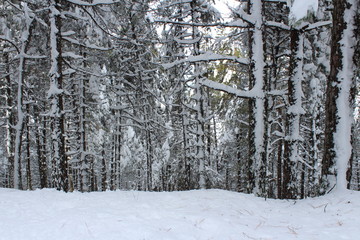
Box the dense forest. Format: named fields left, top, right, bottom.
left=0, top=0, right=359, bottom=199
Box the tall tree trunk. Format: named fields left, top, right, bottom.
left=248, top=0, right=267, bottom=197
left=49, top=0, right=68, bottom=192
left=322, top=0, right=358, bottom=192
left=13, top=3, right=34, bottom=189
left=181, top=108, right=191, bottom=190
left=146, top=127, right=152, bottom=191
left=79, top=52, right=88, bottom=192
left=36, top=112, right=48, bottom=188
left=283, top=29, right=305, bottom=199
left=101, top=149, right=107, bottom=191
left=25, top=103, right=32, bottom=190
left=190, top=0, right=207, bottom=189
left=1, top=47, right=15, bottom=188
left=110, top=132, right=117, bottom=191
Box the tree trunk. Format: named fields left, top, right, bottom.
left=36, top=113, right=48, bottom=188
left=322, top=0, right=358, bottom=192
left=248, top=0, right=267, bottom=197
left=283, top=29, right=305, bottom=199
left=1, top=47, right=15, bottom=188
left=25, top=103, right=32, bottom=190
left=13, top=3, right=35, bottom=189
left=49, top=0, right=68, bottom=192
left=101, top=149, right=107, bottom=191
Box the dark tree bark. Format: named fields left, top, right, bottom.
left=36, top=112, right=48, bottom=188
left=1, top=48, right=16, bottom=188
left=283, top=29, right=305, bottom=199
left=13, top=4, right=35, bottom=189
left=49, top=0, right=68, bottom=192
left=101, top=149, right=107, bottom=191
left=25, top=103, right=32, bottom=190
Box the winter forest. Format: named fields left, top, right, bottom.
left=0, top=0, right=359, bottom=200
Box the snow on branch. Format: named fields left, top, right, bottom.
left=202, top=79, right=260, bottom=99
left=62, top=59, right=105, bottom=77
left=224, top=20, right=249, bottom=28
left=305, top=21, right=332, bottom=31
left=174, top=36, right=202, bottom=44
left=266, top=21, right=290, bottom=30
left=229, top=6, right=255, bottom=25
left=19, top=54, right=47, bottom=59
left=265, top=20, right=331, bottom=32
left=61, top=31, right=76, bottom=36
left=62, top=52, right=83, bottom=59
left=155, top=19, right=233, bottom=28
left=62, top=37, right=113, bottom=51
left=162, top=52, right=248, bottom=69
left=156, top=17, right=249, bottom=28
left=64, top=0, right=121, bottom=6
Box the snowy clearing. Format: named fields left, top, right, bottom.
left=0, top=188, right=359, bottom=240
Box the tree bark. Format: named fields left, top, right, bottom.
left=49, top=0, right=68, bottom=192
left=248, top=0, right=267, bottom=197
left=322, top=0, right=357, bottom=192
left=13, top=3, right=35, bottom=189
left=283, top=29, right=305, bottom=199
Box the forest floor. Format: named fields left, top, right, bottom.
left=0, top=188, right=359, bottom=240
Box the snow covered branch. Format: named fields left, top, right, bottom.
left=201, top=79, right=262, bottom=99
left=162, top=52, right=248, bottom=69
left=155, top=19, right=248, bottom=28
left=64, top=0, right=121, bottom=6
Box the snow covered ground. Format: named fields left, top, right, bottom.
left=0, top=188, right=359, bottom=240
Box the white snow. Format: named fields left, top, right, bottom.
left=290, top=0, right=318, bottom=20
left=213, top=0, right=239, bottom=20
left=1, top=188, right=359, bottom=240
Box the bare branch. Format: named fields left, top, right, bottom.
left=0, top=36, right=20, bottom=53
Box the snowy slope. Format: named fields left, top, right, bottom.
left=0, top=188, right=359, bottom=240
